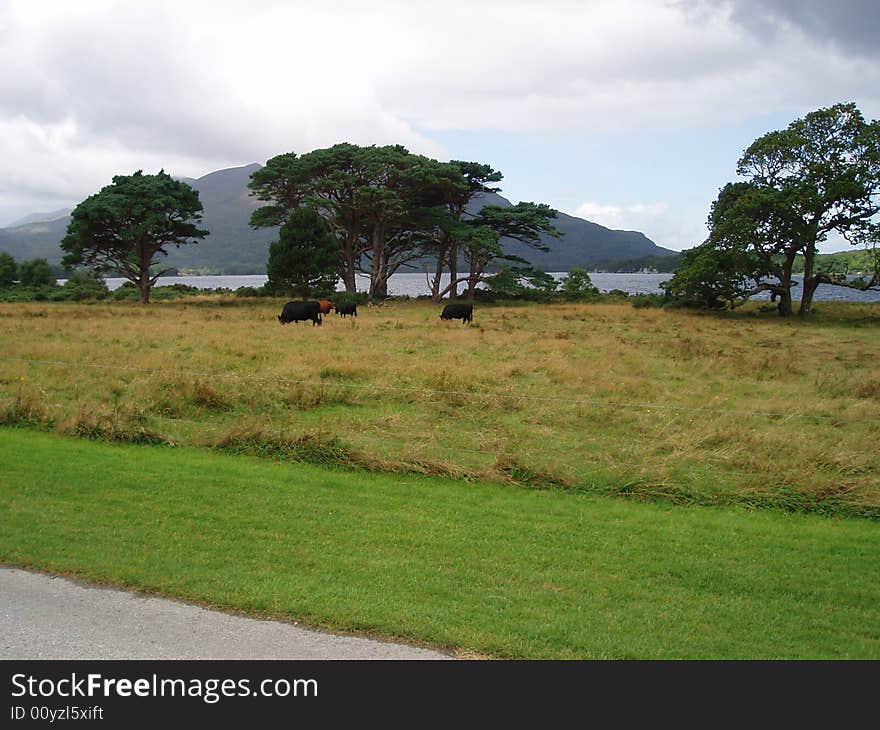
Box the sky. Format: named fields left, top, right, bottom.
left=1, top=0, right=879, bottom=252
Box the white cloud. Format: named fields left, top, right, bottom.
left=1, top=0, right=879, bottom=224
left=572, top=201, right=707, bottom=250
left=0, top=0, right=448, bottom=221
left=572, top=201, right=866, bottom=254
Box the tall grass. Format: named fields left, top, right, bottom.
left=1, top=297, right=878, bottom=516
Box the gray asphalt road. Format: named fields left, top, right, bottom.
left=0, top=567, right=453, bottom=660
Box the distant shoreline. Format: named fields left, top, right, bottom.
left=54, top=271, right=879, bottom=302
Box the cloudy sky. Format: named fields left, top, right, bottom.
left=2, top=0, right=879, bottom=252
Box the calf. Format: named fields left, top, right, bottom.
left=278, top=300, right=323, bottom=326
left=335, top=301, right=358, bottom=317
left=316, top=299, right=334, bottom=315
left=440, top=302, right=473, bottom=323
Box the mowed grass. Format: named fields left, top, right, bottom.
left=1, top=297, right=878, bottom=516
left=2, top=428, right=879, bottom=659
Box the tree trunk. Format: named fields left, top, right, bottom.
left=373, top=249, right=390, bottom=298
left=777, top=288, right=792, bottom=316
left=429, top=256, right=444, bottom=302
left=368, top=222, right=385, bottom=301
left=448, top=241, right=459, bottom=300
left=340, top=230, right=359, bottom=293
left=800, top=277, right=819, bottom=316
left=799, top=244, right=818, bottom=317
left=464, top=252, right=483, bottom=300
left=138, top=245, right=151, bottom=305
left=340, top=252, right=357, bottom=293
left=341, top=267, right=357, bottom=294
left=776, top=255, right=796, bottom=316
left=429, top=239, right=448, bottom=303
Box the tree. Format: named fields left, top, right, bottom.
left=661, top=238, right=763, bottom=309
left=61, top=268, right=109, bottom=300
left=422, top=161, right=502, bottom=301
left=456, top=202, right=560, bottom=300
left=0, top=252, right=16, bottom=287
left=484, top=266, right=559, bottom=299
left=18, top=258, right=55, bottom=288
left=419, top=163, right=562, bottom=303
left=61, top=170, right=208, bottom=304
left=558, top=267, right=599, bottom=300
left=266, top=208, right=340, bottom=297
left=250, top=144, right=458, bottom=300
left=250, top=144, right=561, bottom=302
left=353, top=146, right=451, bottom=300
left=667, top=103, right=880, bottom=316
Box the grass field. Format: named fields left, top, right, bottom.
left=2, top=428, right=878, bottom=659
left=1, top=297, right=878, bottom=516
left=2, top=296, right=878, bottom=658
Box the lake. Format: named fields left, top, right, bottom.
left=97, top=272, right=880, bottom=302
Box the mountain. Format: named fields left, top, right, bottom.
left=467, top=192, right=675, bottom=271
left=5, top=208, right=71, bottom=228
left=0, top=164, right=275, bottom=275
left=164, top=163, right=277, bottom=273
left=0, top=164, right=677, bottom=273
left=0, top=217, right=72, bottom=265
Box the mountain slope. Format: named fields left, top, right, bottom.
left=166, top=163, right=276, bottom=273
left=0, top=218, right=71, bottom=264
left=469, top=192, right=674, bottom=271
left=0, top=164, right=677, bottom=273
left=5, top=208, right=71, bottom=228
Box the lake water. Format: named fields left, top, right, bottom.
left=97, top=272, right=880, bottom=302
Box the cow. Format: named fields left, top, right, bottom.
left=316, top=299, right=334, bottom=315
left=335, top=301, right=358, bottom=317
left=278, top=300, right=323, bottom=326
left=440, top=302, right=473, bottom=323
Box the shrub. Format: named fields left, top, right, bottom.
left=234, top=286, right=264, bottom=297
left=482, top=267, right=559, bottom=301
left=158, top=283, right=200, bottom=294
left=558, top=268, right=599, bottom=300
left=19, top=258, right=56, bottom=288
left=0, top=252, right=17, bottom=287
left=61, top=268, right=109, bottom=301
left=630, top=293, right=665, bottom=308
left=113, top=282, right=140, bottom=300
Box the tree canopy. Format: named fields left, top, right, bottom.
left=0, top=252, right=16, bottom=287
left=61, top=170, right=208, bottom=304
left=18, top=258, right=55, bottom=288
left=663, top=102, right=880, bottom=315
left=248, top=144, right=560, bottom=300
left=557, top=267, right=599, bottom=300
left=266, top=207, right=340, bottom=297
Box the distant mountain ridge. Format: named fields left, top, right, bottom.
left=4, top=208, right=71, bottom=228
left=0, top=164, right=677, bottom=273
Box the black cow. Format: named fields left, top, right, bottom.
left=335, top=301, right=358, bottom=317
left=440, top=302, right=473, bottom=323
left=278, top=300, right=322, bottom=326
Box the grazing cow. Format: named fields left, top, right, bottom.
left=316, top=299, right=334, bottom=315
left=440, top=302, right=473, bottom=323
left=278, top=300, right=323, bottom=326
left=335, top=301, right=358, bottom=317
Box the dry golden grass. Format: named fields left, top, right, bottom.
left=1, top=296, right=878, bottom=515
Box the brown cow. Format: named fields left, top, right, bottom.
left=316, top=299, right=334, bottom=315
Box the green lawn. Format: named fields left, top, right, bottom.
left=1, top=427, right=878, bottom=659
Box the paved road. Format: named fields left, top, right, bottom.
left=0, top=567, right=453, bottom=660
